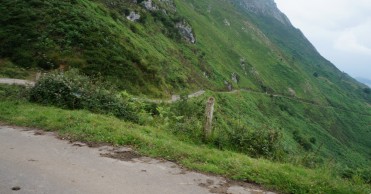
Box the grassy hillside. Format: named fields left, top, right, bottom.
left=0, top=93, right=370, bottom=193
left=0, top=0, right=370, bottom=192
left=0, top=0, right=212, bottom=96
left=1, top=0, right=369, bottom=101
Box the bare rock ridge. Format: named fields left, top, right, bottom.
left=235, top=0, right=292, bottom=26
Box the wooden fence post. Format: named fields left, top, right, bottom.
left=204, top=97, right=215, bottom=141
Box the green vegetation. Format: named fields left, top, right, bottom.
left=29, top=69, right=138, bottom=122
left=0, top=95, right=370, bottom=193
left=1, top=0, right=369, bottom=104
left=1, top=0, right=370, bottom=193
left=0, top=0, right=210, bottom=95
left=0, top=59, right=31, bottom=79
left=1, top=83, right=370, bottom=193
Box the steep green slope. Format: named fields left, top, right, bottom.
left=1, top=0, right=369, bottom=101
left=0, top=0, right=213, bottom=96
left=171, top=0, right=370, bottom=170
left=1, top=0, right=370, bottom=184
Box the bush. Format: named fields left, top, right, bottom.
left=29, top=69, right=138, bottom=122
left=339, top=166, right=371, bottom=184
left=293, top=130, right=313, bottom=151
left=29, top=70, right=85, bottom=108
left=229, top=125, right=283, bottom=159
left=160, top=96, right=205, bottom=142
left=363, top=87, right=370, bottom=94
left=309, top=137, right=317, bottom=144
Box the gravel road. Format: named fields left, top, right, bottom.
left=0, top=125, right=274, bottom=194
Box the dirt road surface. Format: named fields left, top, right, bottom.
left=0, top=78, right=34, bottom=86
left=0, top=125, right=274, bottom=194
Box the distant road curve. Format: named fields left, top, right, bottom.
left=0, top=78, right=35, bottom=86
left=134, top=90, right=206, bottom=104
left=1, top=78, right=369, bottom=116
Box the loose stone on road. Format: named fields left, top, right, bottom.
left=0, top=125, right=274, bottom=194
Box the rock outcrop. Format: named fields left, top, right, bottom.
left=127, top=11, right=141, bottom=22
left=142, top=0, right=157, bottom=11
left=224, top=19, right=231, bottom=26
left=231, top=73, right=239, bottom=83
left=236, top=0, right=292, bottom=26
left=224, top=80, right=233, bottom=91
left=176, top=21, right=196, bottom=44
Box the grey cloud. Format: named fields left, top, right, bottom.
left=275, top=0, right=371, bottom=79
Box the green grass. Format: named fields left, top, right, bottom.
left=0, top=59, right=32, bottom=79
left=2, top=0, right=369, bottom=101
left=0, top=99, right=370, bottom=194
left=1, top=0, right=371, bottom=192
left=0, top=0, right=207, bottom=95
left=209, top=91, right=371, bottom=169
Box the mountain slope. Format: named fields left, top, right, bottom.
left=1, top=0, right=370, bottom=182
left=356, top=77, right=371, bottom=87
left=172, top=0, right=370, bottom=169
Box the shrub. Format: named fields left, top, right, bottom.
left=229, top=125, right=283, bottom=159
left=29, top=69, right=138, bottom=122
left=164, top=96, right=205, bottom=142
left=29, top=70, right=86, bottom=108
left=293, top=130, right=313, bottom=151
left=309, top=137, right=317, bottom=144
left=339, top=166, right=371, bottom=184
left=363, top=87, right=370, bottom=94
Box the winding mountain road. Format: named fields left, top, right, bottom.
left=0, top=125, right=273, bottom=194
left=0, top=78, right=369, bottom=116
left=0, top=78, right=35, bottom=86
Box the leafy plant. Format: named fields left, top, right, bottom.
left=228, top=125, right=283, bottom=159
left=29, top=69, right=138, bottom=122
left=293, top=130, right=313, bottom=151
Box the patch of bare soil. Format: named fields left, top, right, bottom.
left=198, top=179, right=230, bottom=194
left=198, top=179, right=214, bottom=188
left=100, top=150, right=141, bottom=162
left=85, top=142, right=112, bottom=148
left=198, top=179, right=273, bottom=194
left=34, top=131, right=45, bottom=136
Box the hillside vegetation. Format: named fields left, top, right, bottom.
left=0, top=0, right=370, bottom=193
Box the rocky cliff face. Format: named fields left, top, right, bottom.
left=235, top=0, right=291, bottom=26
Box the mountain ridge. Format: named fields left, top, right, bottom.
left=235, top=0, right=292, bottom=26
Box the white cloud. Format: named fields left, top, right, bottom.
left=335, top=27, right=371, bottom=56
left=275, top=0, right=371, bottom=79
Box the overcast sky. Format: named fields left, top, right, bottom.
left=275, top=0, right=371, bottom=80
